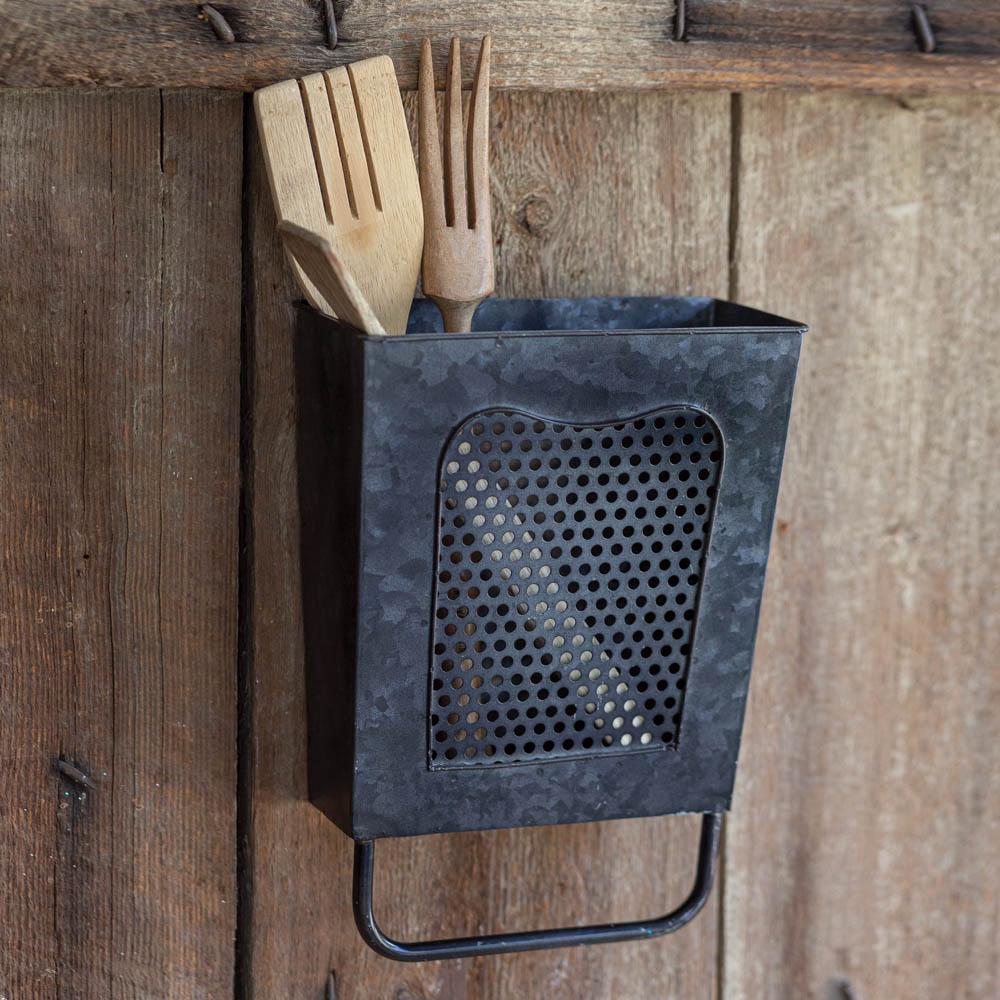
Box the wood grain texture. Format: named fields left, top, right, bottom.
left=723, top=92, right=1000, bottom=1000
left=244, top=90, right=730, bottom=999
left=2, top=1, right=1000, bottom=92
left=0, top=90, right=242, bottom=998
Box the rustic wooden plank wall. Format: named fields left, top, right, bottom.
left=0, top=91, right=242, bottom=998
left=1, top=62, right=998, bottom=1000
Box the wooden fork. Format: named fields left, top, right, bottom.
left=418, top=36, right=494, bottom=333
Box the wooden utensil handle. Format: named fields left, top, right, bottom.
left=433, top=297, right=480, bottom=334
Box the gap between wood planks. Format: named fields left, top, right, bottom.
left=236, top=91, right=258, bottom=1000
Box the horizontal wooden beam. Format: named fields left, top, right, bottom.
left=1, top=0, right=998, bottom=92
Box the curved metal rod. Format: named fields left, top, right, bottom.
left=352, top=812, right=723, bottom=962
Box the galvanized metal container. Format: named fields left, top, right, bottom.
left=294, top=296, right=805, bottom=960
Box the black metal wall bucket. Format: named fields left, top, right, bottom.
left=294, top=295, right=805, bottom=961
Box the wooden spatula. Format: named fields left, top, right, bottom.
left=255, top=56, right=422, bottom=335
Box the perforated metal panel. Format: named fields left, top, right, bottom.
left=429, top=407, right=724, bottom=769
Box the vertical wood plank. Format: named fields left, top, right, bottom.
left=245, top=91, right=730, bottom=998
left=724, top=93, right=1000, bottom=1000
left=0, top=90, right=242, bottom=998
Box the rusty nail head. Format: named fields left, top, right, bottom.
left=674, top=0, right=687, bottom=41
left=911, top=4, right=936, bottom=53
left=56, top=758, right=98, bottom=791
left=201, top=4, right=236, bottom=44
left=323, top=0, right=339, bottom=49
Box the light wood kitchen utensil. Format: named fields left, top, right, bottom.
left=255, top=56, right=422, bottom=335
left=418, top=35, right=494, bottom=333
left=279, top=222, right=388, bottom=337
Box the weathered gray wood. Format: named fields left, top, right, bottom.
left=1, top=0, right=998, bottom=92
left=724, top=92, right=1000, bottom=1000
left=0, top=90, right=242, bottom=998
left=244, top=90, right=730, bottom=999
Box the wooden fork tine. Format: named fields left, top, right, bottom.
left=418, top=39, right=446, bottom=224
left=444, top=37, right=466, bottom=228
left=467, top=35, right=491, bottom=230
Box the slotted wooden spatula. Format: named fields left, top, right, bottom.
left=255, top=56, right=422, bottom=335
